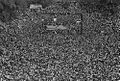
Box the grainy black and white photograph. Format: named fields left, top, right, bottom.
left=0, top=0, right=120, bottom=81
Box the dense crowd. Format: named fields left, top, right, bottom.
left=0, top=0, right=120, bottom=81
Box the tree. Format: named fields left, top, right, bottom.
left=0, top=0, right=19, bottom=23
